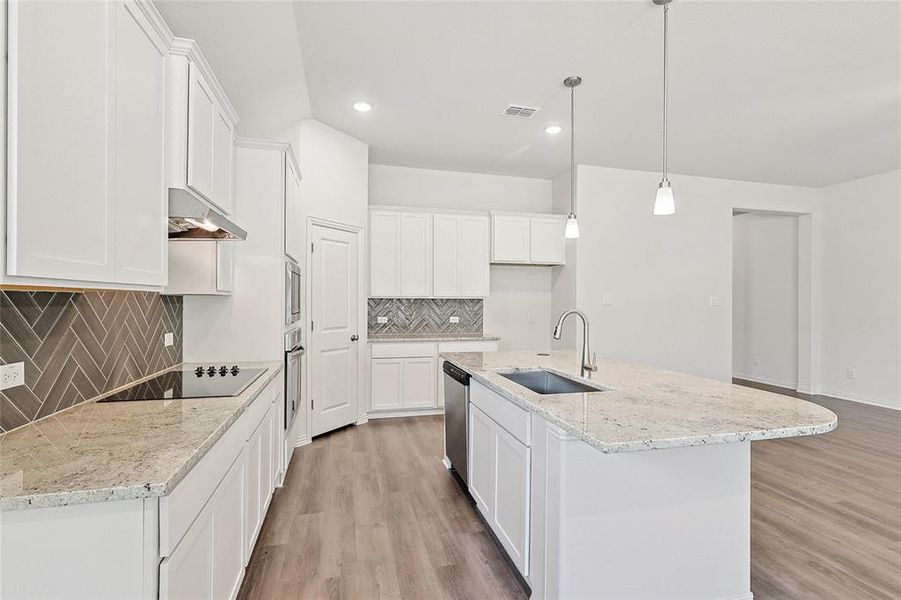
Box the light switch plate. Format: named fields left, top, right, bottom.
left=709, top=296, right=720, bottom=307
left=163, top=332, right=174, bottom=347
left=377, top=316, right=388, bottom=324
left=846, top=368, right=856, bottom=380
left=1, top=362, right=25, bottom=391
left=602, top=294, right=614, bottom=306
left=449, top=316, right=460, bottom=323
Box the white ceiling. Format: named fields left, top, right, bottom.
left=157, top=1, right=900, bottom=187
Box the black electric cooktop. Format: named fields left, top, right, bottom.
left=98, top=366, right=265, bottom=402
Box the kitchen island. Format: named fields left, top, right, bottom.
left=441, top=351, right=837, bottom=600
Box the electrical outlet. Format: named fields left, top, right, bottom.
left=846, top=368, right=856, bottom=380
left=163, top=332, right=174, bottom=347
left=709, top=296, right=720, bottom=307
left=449, top=316, right=460, bottom=323
left=377, top=316, right=388, bottom=324
left=753, top=355, right=760, bottom=366
left=528, top=314, right=536, bottom=324
left=602, top=294, right=614, bottom=306
left=0, top=362, right=25, bottom=391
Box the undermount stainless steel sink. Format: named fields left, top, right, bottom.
left=499, top=369, right=605, bottom=395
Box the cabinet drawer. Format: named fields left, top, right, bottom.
left=244, top=375, right=280, bottom=437
left=371, top=342, right=437, bottom=358
left=470, top=380, right=530, bottom=446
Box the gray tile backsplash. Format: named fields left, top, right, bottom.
left=368, top=298, right=483, bottom=335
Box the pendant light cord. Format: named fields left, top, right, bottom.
left=662, top=1, right=669, bottom=180
left=570, top=84, right=576, bottom=215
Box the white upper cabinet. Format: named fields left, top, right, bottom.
left=165, top=241, right=234, bottom=296
left=369, top=209, right=433, bottom=297
left=491, top=211, right=566, bottom=266
left=166, top=39, right=239, bottom=216
left=6, top=0, right=168, bottom=288
left=284, top=152, right=304, bottom=263
left=370, top=208, right=489, bottom=298
left=433, top=213, right=490, bottom=298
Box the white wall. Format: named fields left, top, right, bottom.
left=817, top=170, right=900, bottom=408
left=568, top=165, right=820, bottom=381
left=369, top=164, right=556, bottom=350
left=732, top=213, right=799, bottom=388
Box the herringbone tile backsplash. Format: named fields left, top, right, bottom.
left=368, top=298, right=483, bottom=335
left=0, top=290, right=182, bottom=432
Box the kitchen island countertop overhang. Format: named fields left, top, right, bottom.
left=440, top=350, right=837, bottom=453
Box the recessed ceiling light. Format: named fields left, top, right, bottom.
left=545, top=125, right=563, bottom=135
left=353, top=101, right=373, bottom=112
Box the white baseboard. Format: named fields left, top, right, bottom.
left=818, top=388, right=901, bottom=411
left=442, top=456, right=452, bottom=470
left=732, top=373, right=798, bottom=391
left=356, top=416, right=369, bottom=426
left=367, top=407, right=443, bottom=420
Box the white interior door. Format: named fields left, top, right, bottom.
left=310, top=225, right=360, bottom=436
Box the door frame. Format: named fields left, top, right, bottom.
left=731, top=209, right=814, bottom=394
left=305, top=217, right=369, bottom=438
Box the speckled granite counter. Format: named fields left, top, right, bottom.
left=0, top=361, right=282, bottom=511
left=442, top=351, right=837, bottom=453
left=368, top=333, right=500, bottom=343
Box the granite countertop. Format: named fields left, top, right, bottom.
left=368, top=332, right=501, bottom=343
left=442, top=351, right=837, bottom=454
left=0, top=361, right=283, bottom=511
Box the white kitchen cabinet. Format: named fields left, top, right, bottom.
left=468, top=384, right=531, bottom=578
left=433, top=213, right=490, bottom=298
left=491, top=212, right=566, bottom=266
left=369, top=209, right=433, bottom=297
left=402, top=357, right=437, bottom=408
left=371, top=358, right=404, bottom=411
left=167, top=39, right=239, bottom=216
left=284, top=153, right=304, bottom=262
left=5, top=0, right=167, bottom=289
left=160, top=504, right=214, bottom=600
left=244, top=421, right=262, bottom=561
left=210, top=451, right=246, bottom=600
left=164, top=241, right=234, bottom=295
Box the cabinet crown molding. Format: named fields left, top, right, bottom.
left=170, top=37, right=240, bottom=125
left=234, top=137, right=302, bottom=181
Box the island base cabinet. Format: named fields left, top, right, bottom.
left=468, top=403, right=530, bottom=577
left=529, top=416, right=752, bottom=600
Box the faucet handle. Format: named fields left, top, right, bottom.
left=587, top=353, right=599, bottom=371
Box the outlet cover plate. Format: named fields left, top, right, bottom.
left=1, top=362, right=25, bottom=391
left=449, top=316, right=460, bottom=323
left=163, top=332, right=174, bottom=347
left=377, top=316, right=388, bottom=324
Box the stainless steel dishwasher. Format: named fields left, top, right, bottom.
left=443, top=360, right=470, bottom=485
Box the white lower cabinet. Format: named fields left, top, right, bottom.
left=401, top=358, right=437, bottom=409
left=211, top=453, right=246, bottom=600
left=468, top=384, right=531, bottom=578
left=160, top=505, right=214, bottom=600
left=369, top=342, right=440, bottom=413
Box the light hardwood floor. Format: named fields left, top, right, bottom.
left=239, top=395, right=900, bottom=599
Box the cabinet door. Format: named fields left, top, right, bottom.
left=400, top=212, right=433, bottom=297
left=216, top=242, right=235, bottom=293
left=211, top=108, right=234, bottom=214
left=160, top=507, right=213, bottom=600
left=468, top=404, right=496, bottom=518
left=244, top=422, right=262, bottom=560
left=529, top=217, right=565, bottom=264
left=187, top=63, right=216, bottom=202
left=259, top=405, right=274, bottom=514
left=402, top=358, right=436, bottom=408
left=459, top=215, right=490, bottom=297
left=7, top=0, right=115, bottom=282
left=432, top=214, right=460, bottom=297
left=211, top=453, right=245, bottom=600
left=493, top=425, right=531, bottom=576
left=113, top=1, right=167, bottom=286
left=284, top=158, right=303, bottom=262
left=270, top=394, right=283, bottom=487
left=492, top=216, right=531, bottom=263
left=370, top=358, right=403, bottom=411
left=369, top=211, right=400, bottom=296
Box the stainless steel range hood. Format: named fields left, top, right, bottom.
left=168, top=188, right=247, bottom=241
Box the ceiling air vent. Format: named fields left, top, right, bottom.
left=502, top=104, right=540, bottom=119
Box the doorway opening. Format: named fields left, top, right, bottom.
left=732, top=210, right=813, bottom=393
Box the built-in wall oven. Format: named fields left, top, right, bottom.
left=285, top=260, right=302, bottom=325
left=285, top=328, right=304, bottom=431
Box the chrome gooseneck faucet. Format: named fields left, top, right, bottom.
left=552, top=309, right=598, bottom=379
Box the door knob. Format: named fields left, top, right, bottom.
left=350, top=334, right=359, bottom=342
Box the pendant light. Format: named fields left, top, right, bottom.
left=564, top=75, right=582, bottom=238
left=653, top=0, right=675, bottom=216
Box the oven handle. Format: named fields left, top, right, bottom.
left=288, top=345, right=305, bottom=358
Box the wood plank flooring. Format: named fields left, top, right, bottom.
left=239, top=394, right=901, bottom=599
left=238, top=416, right=527, bottom=600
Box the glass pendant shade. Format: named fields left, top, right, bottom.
left=653, top=180, right=675, bottom=216
left=564, top=213, right=580, bottom=238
